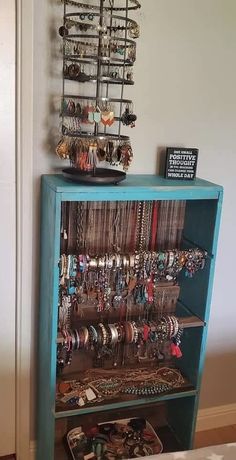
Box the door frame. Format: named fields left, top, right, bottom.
left=16, top=0, right=34, bottom=458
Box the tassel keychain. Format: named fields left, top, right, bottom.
left=171, top=326, right=183, bottom=359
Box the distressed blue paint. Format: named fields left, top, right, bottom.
left=43, top=174, right=222, bottom=201
left=38, top=174, right=223, bottom=457
left=37, top=179, right=62, bottom=460
left=167, top=396, right=197, bottom=449
left=176, top=191, right=223, bottom=448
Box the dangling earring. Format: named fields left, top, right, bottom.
left=93, top=106, right=101, bottom=124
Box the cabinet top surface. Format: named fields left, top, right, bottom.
left=42, top=174, right=223, bottom=198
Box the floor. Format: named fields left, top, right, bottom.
left=194, top=425, right=236, bottom=448
left=0, top=456, right=16, bottom=460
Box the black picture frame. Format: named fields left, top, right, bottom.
left=165, top=147, right=198, bottom=180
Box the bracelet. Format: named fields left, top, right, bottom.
left=108, top=324, right=119, bottom=346
left=132, top=322, right=139, bottom=343
left=89, top=325, right=98, bottom=345
left=98, top=323, right=108, bottom=346
left=78, top=327, right=85, bottom=348
left=125, top=321, right=134, bottom=344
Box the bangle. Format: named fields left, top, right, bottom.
left=89, top=325, right=98, bottom=345
left=98, top=256, right=105, bottom=268
left=108, top=324, right=119, bottom=345
left=78, top=327, right=85, bottom=348
left=129, top=254, right=135, bottom=268
left=115, top=254, right=121, bottom=268
left=125, top=321, right=134, bottom=344
left=71, top=330, right=77, bottom=351
left=106, top=255, right=113, bottom=269
left=82, top=326, right=89, bottom=348
left=98, top=323, right=108, bottom=346
left=115, top=323, right=124, bottom=343
left=74, top=328, right=80, bottom=350
left=132, top=321, right=139, bottom=343
left=89, top=257, right=97, bottom=269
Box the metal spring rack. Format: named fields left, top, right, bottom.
left=57, top=0, right=141, bottom=184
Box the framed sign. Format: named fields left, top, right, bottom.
left=165, top=147, right=198, bottom=180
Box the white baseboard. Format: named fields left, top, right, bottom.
left=196, top=403, right=236, bottom=432
left=29, top=403, right=236, bottom=459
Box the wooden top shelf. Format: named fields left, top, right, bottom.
left=43, top=174, right=223, bottom=201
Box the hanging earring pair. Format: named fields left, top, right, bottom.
left=56, top=138, right=70, bottom=160
left=79, top=13, right=94, bottom=21
left=88, top=106, right=102, bottom=124
left=101, top=104, right=115, bottom=126
left=121, top=104, right=137, bottom=127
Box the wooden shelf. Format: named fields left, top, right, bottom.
left=176, top=302, right=205, bottom=328
left=55, top=386, right=197, bottom=419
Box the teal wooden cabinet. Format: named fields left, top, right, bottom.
left=37, top=175, right=223, bottom=460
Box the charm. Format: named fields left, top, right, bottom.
left=58, top=26, right=68, bottom=37
left=101, top=110, right=111, bottom=126
left=66, top=99, right=76, bottom=115
left=143, top=324, right=150, bottom=342
left=112, top=294, right=122, bottom=309
left=56, top=138, right=70, bottom=159
left=121, top=105, right=137, bottom=127
left=88, top=105, right=95, bottom=124
left=107, top=111, right=115, bottom=126
left=171, top=343, right=182, bottom=358
left=93, top=106, right=102, bottom=123
left=68, top=63, right=81, bottom=79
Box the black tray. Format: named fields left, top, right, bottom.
left=62, top=167, right=126, bottom=185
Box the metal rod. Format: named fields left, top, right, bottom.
left=62, top=113, right=123, bottom=121
left=65, top=12, right=138, bottom=26
left=94, top=0, right=104, bottom=139
left=65, top=34, right=136, bottom=45
left=63, top=94, right=133, bottom=103
left=64, top=75, right=134, bottom=85
left=64, top=54, right=135, bottom=64
left=62, top=130, right=130, bottom=141
left=118, top=0, right=129, bottom=139
left=104, top=0, right=115, bottom=136
left=63, top=0, right=141, bottom=12
left=62, top=0, right=67, bottom=137
left=182, top=237, right=213, bottom=259
left=56, top=315, right=203, bottom=345
left=64, top=56, right=134, bottom=66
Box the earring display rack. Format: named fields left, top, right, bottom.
left=56, top=0, right=141, bottom=183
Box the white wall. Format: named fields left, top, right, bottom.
left=32, top=0, right=236, bottom=438
left=0, top=0, right=16, bottom=455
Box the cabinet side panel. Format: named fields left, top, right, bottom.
left=180, top=195, right=223, bottom=321
left=176, top=193, right=223, bottom=448
left=37, top=179, right=61, bottom=460
left=167, top=396, right=197, bottom=450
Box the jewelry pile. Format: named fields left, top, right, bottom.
left=56, top=367, right=185, bottom=408
left=67, top=417, right=162, bottom=460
